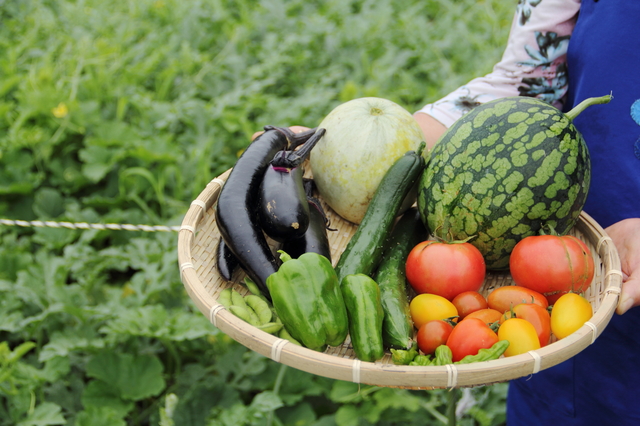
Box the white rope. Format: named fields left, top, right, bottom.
left=270, top=339, right=289, bottom=363
left=179, top=225, right=196, bottom=233
left=352, top=360, right=362, bottom=384
left=209, top=304, right=226, bottom=328
left=179, top=262, right=194, bottom=272
left=596, top=235, right=613, bottom=254
left=209, top=178, right=226, bottom=187
left=605, top=269, right=624, bottom=281
left=528, top=350, right=542, bottom=375
left=190, top=200, right=207, bottom=210
left=584, top=321, right=599, bottom=344
left=445, top=364, right=458, bottom=388
left=0, top=218, right=180, bottom=232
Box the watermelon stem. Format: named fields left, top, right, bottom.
left=565, top=93, right=613, bottom=121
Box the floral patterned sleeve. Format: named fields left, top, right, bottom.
left=416, top=0, right=581, bottom=128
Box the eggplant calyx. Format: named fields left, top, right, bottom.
left=263, top=125, right=319, bottom=150
left=270, top=128, right=326, bottom=168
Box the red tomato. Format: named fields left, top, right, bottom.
left=452, top=291, right=488, bottom=319
left=487, top=286, right=548, bottom=313
left=406, top=240, right=486, bottom=300
left=509, top=235, right=595, bottom=297
left=500, top=303, right=551, bottom=347
left=416, top=320, right=454, bottom=355
left=464, top=308, right=503, bottom=326
left=446, top=317, right=499, bottom=362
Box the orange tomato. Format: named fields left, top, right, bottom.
left=487, top=286, right=548, bottom=313
left=501, top=303, right=551, bottom=347
left=464, top=308, right=503, bottom=326
left=452, top=291, right=488, bottom=320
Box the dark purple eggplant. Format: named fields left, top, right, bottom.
left=257, top=128, right=325, bottom=242
left=216, top=237, right=239, bottom=281
left=215, top=126, right=317, bottom=299
left=281, top=179, right=333, bottom=261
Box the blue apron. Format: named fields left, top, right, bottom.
left=507, top=2, right=640, bottom=425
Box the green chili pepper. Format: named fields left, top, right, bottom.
left=455, top=340, right=510, bottom=364
left=409, top=355, right=433, bottom=366
left=432, top=344, right=454, bottom=366
left=391, top=344, right=418, bottom=365
left=340, top=274, right=385, bottom=362
left=266, top=251, right=349, bottom=352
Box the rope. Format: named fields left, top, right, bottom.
left=0, top=218, right=180, bottom=232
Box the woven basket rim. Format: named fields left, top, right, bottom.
left=177, top=168, right=622, bottom=389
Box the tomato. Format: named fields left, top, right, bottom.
left=452, top=291, right=488, bottom=319
left=550, top=292, right=593, bottom=339
left=464, top=308, right=503, bottom=326
left=487, top=286, right=548, bottom=313
left=509, top=234, right=595, bottom=297
left=498, top=318, right=541, bottom=357
left=545, top=292, right=567, bottom=305
left=501, top=303, right=551, bottom=347
left=406, top=240, right=486, bottom=300
left=416, top=320, right=454, bottom=355
left=409, top=293, right=458, bottom=330
left=446, top=317, right=499, bottom=362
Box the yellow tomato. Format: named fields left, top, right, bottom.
left=497, top=318, right=541, bottom=357
left=409, top=293, right=458, bottom=330
left=551, top=293, right=593, bottom=339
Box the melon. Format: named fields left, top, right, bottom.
left=310, top=97, right=426, bottom=224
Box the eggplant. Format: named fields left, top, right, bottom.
left=281, top=179, right=334, bottom=261
left=215, top=236, right=239, bottom=281
left=258, top=128, right=325, bottom=242
left=215, top=126, right=316, bottom=299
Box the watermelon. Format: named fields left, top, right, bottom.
left=418, top=95, right=611, bottom=270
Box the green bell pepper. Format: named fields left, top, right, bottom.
left=266, top=251, right=349, bottom=352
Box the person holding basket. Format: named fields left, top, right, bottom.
left=413, top=1, right=640, bottom=424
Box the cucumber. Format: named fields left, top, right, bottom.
left=335, top=143, right=426, bottom=283
left=374, top=207, right=427, bottom=349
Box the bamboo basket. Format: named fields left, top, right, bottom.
left=177, top=168, right=623, bottom=389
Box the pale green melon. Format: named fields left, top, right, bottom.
left=310, top=97, right=425, bottom=224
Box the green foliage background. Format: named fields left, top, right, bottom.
left=0, top=0, right=514, bottom=424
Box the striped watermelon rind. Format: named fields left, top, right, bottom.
left=418, top=96, right=599, bottom=270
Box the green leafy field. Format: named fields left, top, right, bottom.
left=0, top=0, right=514, bottom=424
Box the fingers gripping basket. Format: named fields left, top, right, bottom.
left=177, top=169, right=623, bottom=389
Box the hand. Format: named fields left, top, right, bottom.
left=605, top=218, right=640, bottom=314
left=251, top=126, right=311, bottom=141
